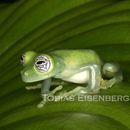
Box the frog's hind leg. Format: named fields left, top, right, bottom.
left=85, top=64, right=101, bottom=92
left=58, top=64, right=101, bottom=98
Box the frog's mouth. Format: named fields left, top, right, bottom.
left=20, top=71, right=40, bottom=83
left=21, top=72, right=31, bottom=83
left=20, top=70, right=52, bottom=83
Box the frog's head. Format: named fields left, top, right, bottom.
left=20, top=51, right=63, bottom=83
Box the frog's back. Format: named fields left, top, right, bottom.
left=50, top=49, right=102, bottom=68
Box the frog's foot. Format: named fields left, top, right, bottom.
left=37, top=92, right=53, bottom=108
left=37, top=85, right=63, bottom=108
left=58, top=86, right=91, bottom=98
left=37, top=99, right=46, bottom=108
left=25, top=83, right=42, bottom=90
left=64, top=87, right=87, bottom=96
left=51, top=85, right=63, bottom=94
left=101, top=74, right=123, bottom=90
left=54, top=86, right=101, bottom=102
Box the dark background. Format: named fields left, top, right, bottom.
left=0, top=0, right=18, bottom=3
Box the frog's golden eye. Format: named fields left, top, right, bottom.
left=35, top=55, right=51, bottom=72
left=20, top=55, right=25, bottom=65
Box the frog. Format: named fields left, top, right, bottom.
left=20, top=49, right=123, bottom=108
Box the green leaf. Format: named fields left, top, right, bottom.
left=0, top=0, right=130, bottom=130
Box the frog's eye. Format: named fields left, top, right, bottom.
left=35, top=55, right=51, bottom=72
left=20, top=55, right=25, bottom=65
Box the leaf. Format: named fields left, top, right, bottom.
left=0, top=0, right=130, bottom=130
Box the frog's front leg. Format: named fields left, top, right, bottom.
left=37, top=78, right=63, bottom=108
left=37, top=78, right=52, bottom=108
left=60, top=64, right=101, bottom=98
left=41, top=78, right=63, bottom=96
